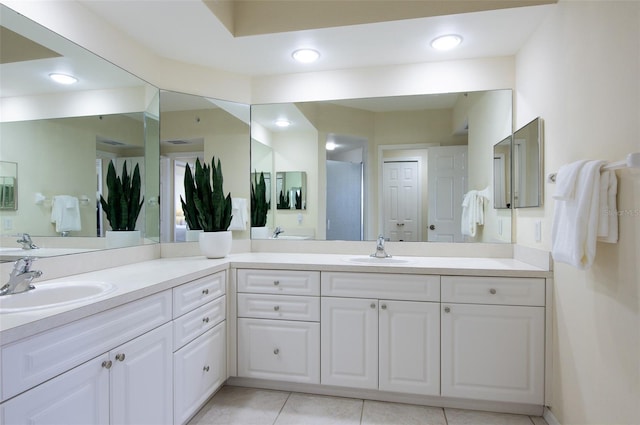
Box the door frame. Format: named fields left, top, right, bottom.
left=377, top=143, right=437, bottom=240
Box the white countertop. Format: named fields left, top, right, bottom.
left=0, top=252, right=550, bottom=344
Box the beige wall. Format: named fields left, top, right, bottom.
left=515, top=1, right=640, bottom=423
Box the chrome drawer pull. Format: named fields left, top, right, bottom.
left=444, top=306, right=451, bottom=313
left=370, top=303, right=376, bottom=309
left=381, top=304, right=387, bottom=310
left=274, top=305, right=280, bottom=311
left=273, top=280, right=280, bottom=286
left=489, top=288, right=497, bottom=295
left=203, top=317, right=210, bottom=323
left=202, top=288, right=209, bottom=295
left=203, top=365, right=210, bottom=372
left=273, top=348, right=280, bottom=355
left=115, top=353, right=126, bottom=362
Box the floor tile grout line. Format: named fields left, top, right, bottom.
left=272, top=390, right=293, bottom=425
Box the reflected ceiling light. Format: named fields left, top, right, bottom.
left=430, top=34, right=463, bottom=51
left=275, top=119, right=291, bottom=128
left=325, top=141, right=336, bottom=151
left=292, top=48, right=320, bottom=63
left=49, top=73, right=78, bottom=85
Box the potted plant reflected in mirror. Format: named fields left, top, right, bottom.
left=250, top=171, right=271, bottom=239
left=183, top=157, right=233, bottom=258
left=100, top=161, right=144, bottom=248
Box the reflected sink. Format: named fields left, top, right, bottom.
left=347, top=256, right=412, bottom=265
left=0, top=281, right=115, bottom=313
left=272, top=235, right=312, bottom=240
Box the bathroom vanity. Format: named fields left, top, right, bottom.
left=0, top=252, right=552, bottom=424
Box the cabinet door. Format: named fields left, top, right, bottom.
left=379, top=300, right=440, bottom=396
left=1, top=354, right=110, bottom=425
left=174, top=322, right=226, bottom=425
left=321, top=297, right=378, bottom=389
left=441, top=303, right=544, bottom=404
left=110, top=323, right=173, bottom=425
left=238, top=318, right=319, bottom=384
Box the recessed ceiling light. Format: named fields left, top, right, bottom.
left=49, top=73, right=78, bottom=85
left=430, top=34, right=463, bottom=51
left=325, top=141, right=337, bottom=151
left=292, top=49, right=320, bottom=64
left=275, top=119, right=291, bottom=128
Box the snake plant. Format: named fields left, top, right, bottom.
left=100, top=160, right=144, bottom=231
left=192, top=157, right=233, bottom=232
left=179, top=162, right=202, bottom=230
left=250, top=171, right=269, bottom=227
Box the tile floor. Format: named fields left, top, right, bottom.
left=188, top=386, right=549, bottom=425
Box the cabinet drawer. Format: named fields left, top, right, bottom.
left=441, top=276, right=545, bottom=306
left=238, top=294, right=319, bottom=322
left=237, top=318, right=319, bottom=384
left=321, top=272, right=440, bottom=302
left=1, top=291, right=172, bottom=401
left=173, top=296, right=226, bottom=350
left=173, top=271, right=225, bottom=318
left=237, top=269, right=320, bottom=296
left=174, top=322, right=226, bottom=425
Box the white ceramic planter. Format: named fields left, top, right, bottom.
left=250, top=226, right=271, bottom=240
left=198, top=231, right=232, bottom=258
left=106, top=230, right=141, bottom=249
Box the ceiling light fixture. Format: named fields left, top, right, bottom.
left=292, top=49, right=320, bottom=64
left=49, top=73, right=78, bottom=85
left=325, top=141, right=336, bottom=151
left=275, top=119, right=291, bottom=128
left=430, top=34, right=463, bottom=51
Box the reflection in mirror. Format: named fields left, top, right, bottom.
left=0, top=4, right=160, bottom=259
left=251, top=90, right=513, bottom=243
left=0, top=162, right=17, bottom=210
left=513, top=117, right=543, bottom=208
left=250, top=138, right=273, bottom=239
left=160, top=90, right=250, bottom=242
left=276, top=172, right=306, bottom=210
left=493, top=136, right=512, bottom=209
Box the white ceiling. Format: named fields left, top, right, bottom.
left=77, top=1, right=554, bottom=77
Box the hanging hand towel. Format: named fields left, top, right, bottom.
left=551, top=160, right=605, bottom=269
left=553, top=159, right=588, bottom=200
left=597, top=170, right=618, bottom=243
left=228, top=197, right=248, bottom=231
left=51, top=195, right=82, bottom=233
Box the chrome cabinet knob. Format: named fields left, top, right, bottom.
left=273, top=280, right=280, bottom=286
left=203, top=365, right=210, bottom=372
left=102, top=360, right=112, bottom=369
left=444, top=306, right=451, bottom=313
left=273, top=348, right=280, bottom=355
left=115, top=353, right=126, bottom=362
left=489, top=288, right=497, bottom=295
left=274, top=305, right=280, bottom=311
left=381, top=304, right=387, bottom=310
left=429, top=225, right=436, bottom=230
left=202, top=288, right=209, bottom=295
left=203, top=317, right=210, bottom=323
left=370, top=303, right=376, bottom=309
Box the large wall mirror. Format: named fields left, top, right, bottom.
left=159, top=90, right=250, bottom=242
left=0, top=4, right=160, bottom=260
left=251, top=90, right=513, bottom=243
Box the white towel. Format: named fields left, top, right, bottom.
left=553, top=159, right=588, bottom=200
left=597, top=170, right=618, bottom=243
left=51, top=195, right=82, bottom=233
left=551, top=160, right=605, bottom=270
left=228, top=197, right=248, bottom=231
left=461, top=190, right=487, bottom=237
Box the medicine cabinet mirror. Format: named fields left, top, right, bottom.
left=493, top=136, right=512, bottom=209
left=276, top=171, right=306, bottom=210
left=513, top=117, right=543, bottom=208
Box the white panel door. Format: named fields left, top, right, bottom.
left=321, top=297, right=378, bottom=389
left=110, top=323, right=174, bottom=425
left=427, top=146, right=468, bottom=242
left=383, top=161, right=419, bottom=241
left=441, top=303, right=545, bottom=404
left=1, top=354, right=110, bottom=425
left=237, top=318, right=320, bottom=384
left=174, top=323, right=226, bottom=425
left=379, top=300, right=440, bottom=396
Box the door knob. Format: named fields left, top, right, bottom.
left=429, top=225, right=436, bottom=230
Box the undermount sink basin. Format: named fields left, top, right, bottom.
left=0, top=281, right=115, bottom=313
left=346, top=256, right=411, bottom=265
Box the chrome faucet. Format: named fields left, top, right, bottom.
left=272, top=227, right=284, bottom=239
left=371, top=235, right=391, bottom=258
left=17, top=233, right=38, bottom=250
left=0, top=257, right=42, bottom=296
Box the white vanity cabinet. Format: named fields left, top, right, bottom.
left=173, top=271, right=227, bottom=425
left=321, top=272, right=441, bottom=395
left=440, top=276, right=545, bottom=405
left=237, top=269, right=320, bottom=384
left=0, top=291, right=174, bottom=425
